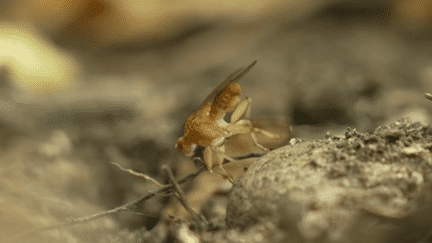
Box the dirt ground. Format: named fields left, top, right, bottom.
left=2, top=1, right=432, bottom=242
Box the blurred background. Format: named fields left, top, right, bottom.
left=1, top=0, right=432, bottom=242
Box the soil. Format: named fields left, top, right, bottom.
left=227, top=119, right=432, bottom=243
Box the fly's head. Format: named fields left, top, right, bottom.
left=175, top=136, right=197, bottom=157
left=175, top=113, right=198, bottom=157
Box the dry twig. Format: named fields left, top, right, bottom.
left=10, top=152, right=265, bottom=241
left=10, top=164, right=205, bottom=241
left=162, top=165, right=208, bottom=229
left=111, top=161, right=164, bottom=187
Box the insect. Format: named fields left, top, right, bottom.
left=175, top=60, right=277, bottom=181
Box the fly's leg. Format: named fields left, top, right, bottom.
left=212, top=146, right=246, bottom=169
left=250, top=130, right=269, bottom=151
left=212, top=136, right=246, bottom=169
left=231, top=97, right=251, bottom=123
left=230, top=97, right=270, bottom=151
left=251, top=126, right=287, bottom=151
left=229, top=119, right=271, bottom=151
left=204, top=145, right=234, bottom=183
left=231, top=97, right=284, bottom=151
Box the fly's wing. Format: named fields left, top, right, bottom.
left=196, top=60, right=257, bottom=113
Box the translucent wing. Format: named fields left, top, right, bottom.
left=196, top=60, right=257, bottom=112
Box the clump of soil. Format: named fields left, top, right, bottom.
left=226, top=118, right=432, bottom=243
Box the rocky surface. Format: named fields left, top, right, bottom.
left=227, top=119, right=432, bottom=242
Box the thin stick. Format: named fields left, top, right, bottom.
left=10, top=166, right=206, bottom=241
left=10, top=152, right=265, bottom=241
left=162, top=165, right=208, bottom=229
left=111, top=161, right=164, bottom=187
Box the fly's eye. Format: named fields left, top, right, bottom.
left=175, top=138, right=185, bottom=151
